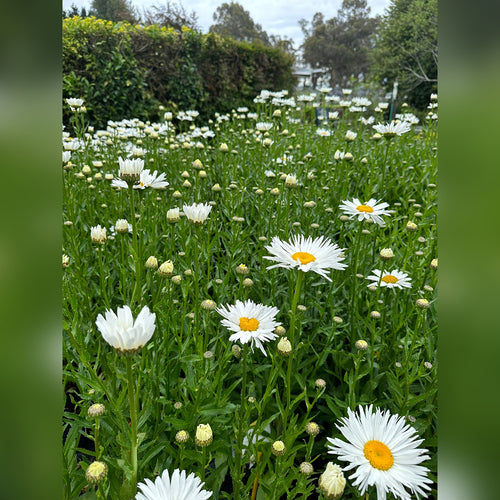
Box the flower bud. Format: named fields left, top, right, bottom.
left=305, top=422, right=320, bottom=436
left=380, top=248, right=394, bottom=260
left=88, top=403, right=105, bottom=417
left=195, top=423, right=213, bottom=447
left=271, top=440, right=286, bottom=456
left=318, top=462, right=346, bottom=500
left=167, top=208, right=180, bottom=222
left=416, top=298, right=430, bottom=309
left=299, top=461, right=314, bottom=475
left=236, top=264, right=249, bottom=275
left=145, top=256, right=158, bottom=269
left=175, top=430, right=189, bottom=444
left=158, top=260, right=174, bottom=277
left=315, top=378, right=326, bottom=389
left=201, top=299, right=217, bottom=310
left=85, top=461, right=108, bottom=484
left=277, top=337, right=292, bottom=356
left=355, top=339, right=369, bottom=350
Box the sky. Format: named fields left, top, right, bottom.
left=63, top=0, right=391, bottom=51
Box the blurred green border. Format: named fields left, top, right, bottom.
left=2, top=0, right=500, bottom=498
left=0, top=2, right=62, bottom=499
left=439, top=0, right=500, bottom=497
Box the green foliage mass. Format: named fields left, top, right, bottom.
left=300, top=0, right=379, bottom=88
left=370, top=0, right=437, bottom=109
left=63, top=17, right=296, bottom=129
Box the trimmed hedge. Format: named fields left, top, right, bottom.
left=63, top=17, right=296, bottom=129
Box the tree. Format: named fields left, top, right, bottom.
left=141, top=1, right=199, bottom=31
left=370, top=0, right=437, bottom=109
left=269, top=34, right=296, bottom=60
left=209, top=2, right=270, bottom=45
left=90, top=0, right=138, bottom=24
left=300, top=0, right=379, bottom=87
left=63, top=3, right=89, bottom=18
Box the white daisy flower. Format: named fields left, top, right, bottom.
left=372, top=121, right=412, bottom=137
left=327, top=405, right=432, bottom=500
left=316, top=128, right=331, bottom=137
left=216, top=299, right=281, bottom=356
left=255, top=122, right=273, bottom=131
left=339, top=198, right=390, bottom=226
left=182, top=202, right=212, bottom=224
left=135, top=468, right=212, bottom=500
left=117, top=156, right=144, bottom=183
left=135, top=169, right=169, bottom=190
left=263, top=235, right=347, bottom=281
left=66, top=97, right=84, bottom=109
left=90, top=225, right=107, bottom=244
left=95, top=305, right=156, bottom=353
left=366, top=269, right=412, bottom=289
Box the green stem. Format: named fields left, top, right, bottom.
left=94, top=419, right=100, bottom=459
left=284, top=270, right=304, bottom=432
left=129, top=185, right=142, bottom=307
left=97, top=247, right=110, bottom=309
left=125, top=356, right=138, bottom=494
left=233, top=344, right=249, bottom=499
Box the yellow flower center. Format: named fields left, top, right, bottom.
left=239, top=317, right=260, bottom=331
left=291, top=252, right=316, bottom=265
left=382, top=275, right=398, bottom=284
left=364, top=440, right=394, bottom=470
left=356, top=204, right=374, bottom=213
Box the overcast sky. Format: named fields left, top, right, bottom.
left=63, top=0, right=391, bottom=50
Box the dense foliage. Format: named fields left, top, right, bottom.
left=300, top=0, right=379, bottom=88
left=63, top=17, right=296, bottom=129
left=63, top=88, right=437, bottom=499
left=370, top=0, right=437, bottom=109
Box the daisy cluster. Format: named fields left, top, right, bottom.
left=63, top=87, right=437, bottom=499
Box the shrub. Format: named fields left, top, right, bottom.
left=62, top=17, right=296, bottom=128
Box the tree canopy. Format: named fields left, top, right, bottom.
left=209, top=2, right=270, bottom=45
left=90, top=0, right=138, bottom=24
left=141, top=1, right=199, bottom=32
left=370, top=0, right=437, bottom=109
left=300, top=0, right=379, bottom=87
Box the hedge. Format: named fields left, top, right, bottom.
left=63, top=17, right=296, bottom=129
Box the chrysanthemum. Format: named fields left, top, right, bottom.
left=135, top=169, right=169, bottom=189
left=183, top=202, right=212, bottom=224
left=372, top=121, right=412, bottom=137
left=66, top=97, right=84, bottom=110
left=263, top=235, right=347, bottom=281
left=339, top=198, right=390, bottom=226
left=216, top=299, right=281, bottom=356
left=327, top=405, right=432, bottom=500
left=366, top=269, right=412, bottom=289
left=116, top=157, right=144, bottom=184
left=316, top=128, right=331, bottom=137
left=256, top=122, right=273, bottom=131
left=135, top=468, right=212, bottom=500
left=90, top=225, right=107, bottom=244
left=95, top=305, right=156, bottom=353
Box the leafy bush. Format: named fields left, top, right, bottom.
left=63, top=17, right=296, bottom=128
